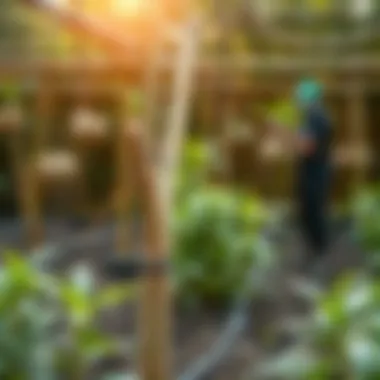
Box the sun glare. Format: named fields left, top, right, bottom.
left=114, top=0, right=145, bottom=15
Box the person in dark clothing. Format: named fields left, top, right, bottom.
left=294, top=79, right=332, bottom=276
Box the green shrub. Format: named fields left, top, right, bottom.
left=257, top=273, right=380, bottom=380
left=0, top=251, right=135, bottom=379
left=173, top=185, right=273, bottom=308
left=351, top=185, right=380, bottom=268
left=175, top=138, right=213, bottom=196
left=173, top=139, right=274, bottom=308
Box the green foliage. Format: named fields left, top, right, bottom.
left=258, top=274, right=380, bottom=380
left=351, top=185, right=380, bottom=268
left=176, top=138, right=213, bottom=196
left=173, top=139, right=273, bottom=308
left=0, top=252, right=135, bottom=379
left=173, top=186, right=272, bottom=308
left=124, top=88, right=145, bottom=117
left=267, top=100, right=300, bottom=131
left=0, top=81, right=21, bottom=103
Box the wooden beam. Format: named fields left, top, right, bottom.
left=0, top=76, right=378, bottom=98
left=1, top=56, right=380, bottom=77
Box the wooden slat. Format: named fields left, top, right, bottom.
left=1, top=56, right=380, bottom=76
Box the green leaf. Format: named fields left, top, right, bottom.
left=102, top=373, right=138, bottom=380
left=96, top=284, right=137, bottom=309
left=125, top=88, right=145, bottom=116
left=61, top=284, right=93, bottom=327
left=268, top=100, right=300, bottom=131
left=69, top=264, right=96, bottom=297
left=346, top=335, right=380, bottom=377
left=258, top=346, right=321, bottom=379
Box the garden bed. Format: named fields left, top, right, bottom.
left=0, top=214, right=364, bottom=380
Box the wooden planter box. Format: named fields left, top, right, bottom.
left=35, top=151, right=81, bottom=185
left=0, top=102, right=23, bottom=133
left=69, top=107, right=109, bottom=146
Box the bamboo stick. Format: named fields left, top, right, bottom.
left=134, top=17, right=200, bottom=380
left=114, top=91, right=134, bottom=255
left=124, top=123, right=170, bottom=380
left=347, top=81, right=369, bottom=190
left=157, top=18, right=201, bottom=218
left=22, top=77, right=53, bottom=246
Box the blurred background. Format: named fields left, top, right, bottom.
left=0, top=1, right=379, bottom=379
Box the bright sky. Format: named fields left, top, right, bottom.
left=46, top=0, right=146, bottom=13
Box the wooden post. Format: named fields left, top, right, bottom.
left=143, top=32, right=164, bottom=136
left=4, top=107, right=24, bottom=221
left=22, top=77, right=52, bottom=246
left=157, top=17, right=200, bottom=219
left=219, top=102, right=235, bottom=183
left=125, top=124, right=170, bottom=380
left=134, top=17, right=200, bottom=380
left=114, top=90, right=135, bottom=256
left=347, top=81, right=368, bottom=191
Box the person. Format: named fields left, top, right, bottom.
left=294, top=78, right=332, bottom=279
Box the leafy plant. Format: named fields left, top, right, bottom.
left=0, top=81, right=21, bottom=104
left=257, top=273, right=380, bottom=380
left=173, top=185, right=273, bottom=308
left=0, top=252, right=135, bottom=380
left=267, top=100, right=300, bottom=131
left=351, top=185, right=380, bottom=269
left=124, top=88, right=145, bottom=117
left=175, top=139, right=213, bottom=196
left=173, top=139, right=274, bottom=308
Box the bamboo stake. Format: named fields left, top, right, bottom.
left=2, top=103, right=24, bottom=219
left=157, top=17, right=201, bottom=218
left=135, top=17, right=200, bottom=380
left=143, top=30, right=164, bottom=134
left=114, top=89, right=133, bottom=255
left=22, top=78, right=52, bottom=246
left=347, top=81, right=368, bottom=191
left=124, top=123, right=170, bottom=380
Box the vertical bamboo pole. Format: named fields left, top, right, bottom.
left=157, top=17, right=200, bottom=221
left=22, top=76, right=52, bottom=246
left=143, top=32, right=164, bottom=137
left=347, top=81, right=368, bottom=191
left=136, top=17, right=200, bottom=380
left=114, top=88, right=134, bottom=256
left=6, top=108, right=24, bottom=219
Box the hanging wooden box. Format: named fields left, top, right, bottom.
left=333, top=145, right=372, bottom=168
left=69, top=107, right=108, bottom=146
left=256, top=135, right=295, bottom=199
left=0, top=103, right=23, bottom=133
left=35, top=151, right=81, bottom=185
left=258, top=135, right=294, bottom=162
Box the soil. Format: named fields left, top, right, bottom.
left=0, top=215, right=363, bottom=380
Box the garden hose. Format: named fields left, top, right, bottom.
left=177, top=235, right=273, bottom=380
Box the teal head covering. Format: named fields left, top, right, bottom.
left=294, top=78, right=323, bottom=107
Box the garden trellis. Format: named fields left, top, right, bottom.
left=0, top=1, right=380, bottom=378
left=8, top=1, right=201, bottom=380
